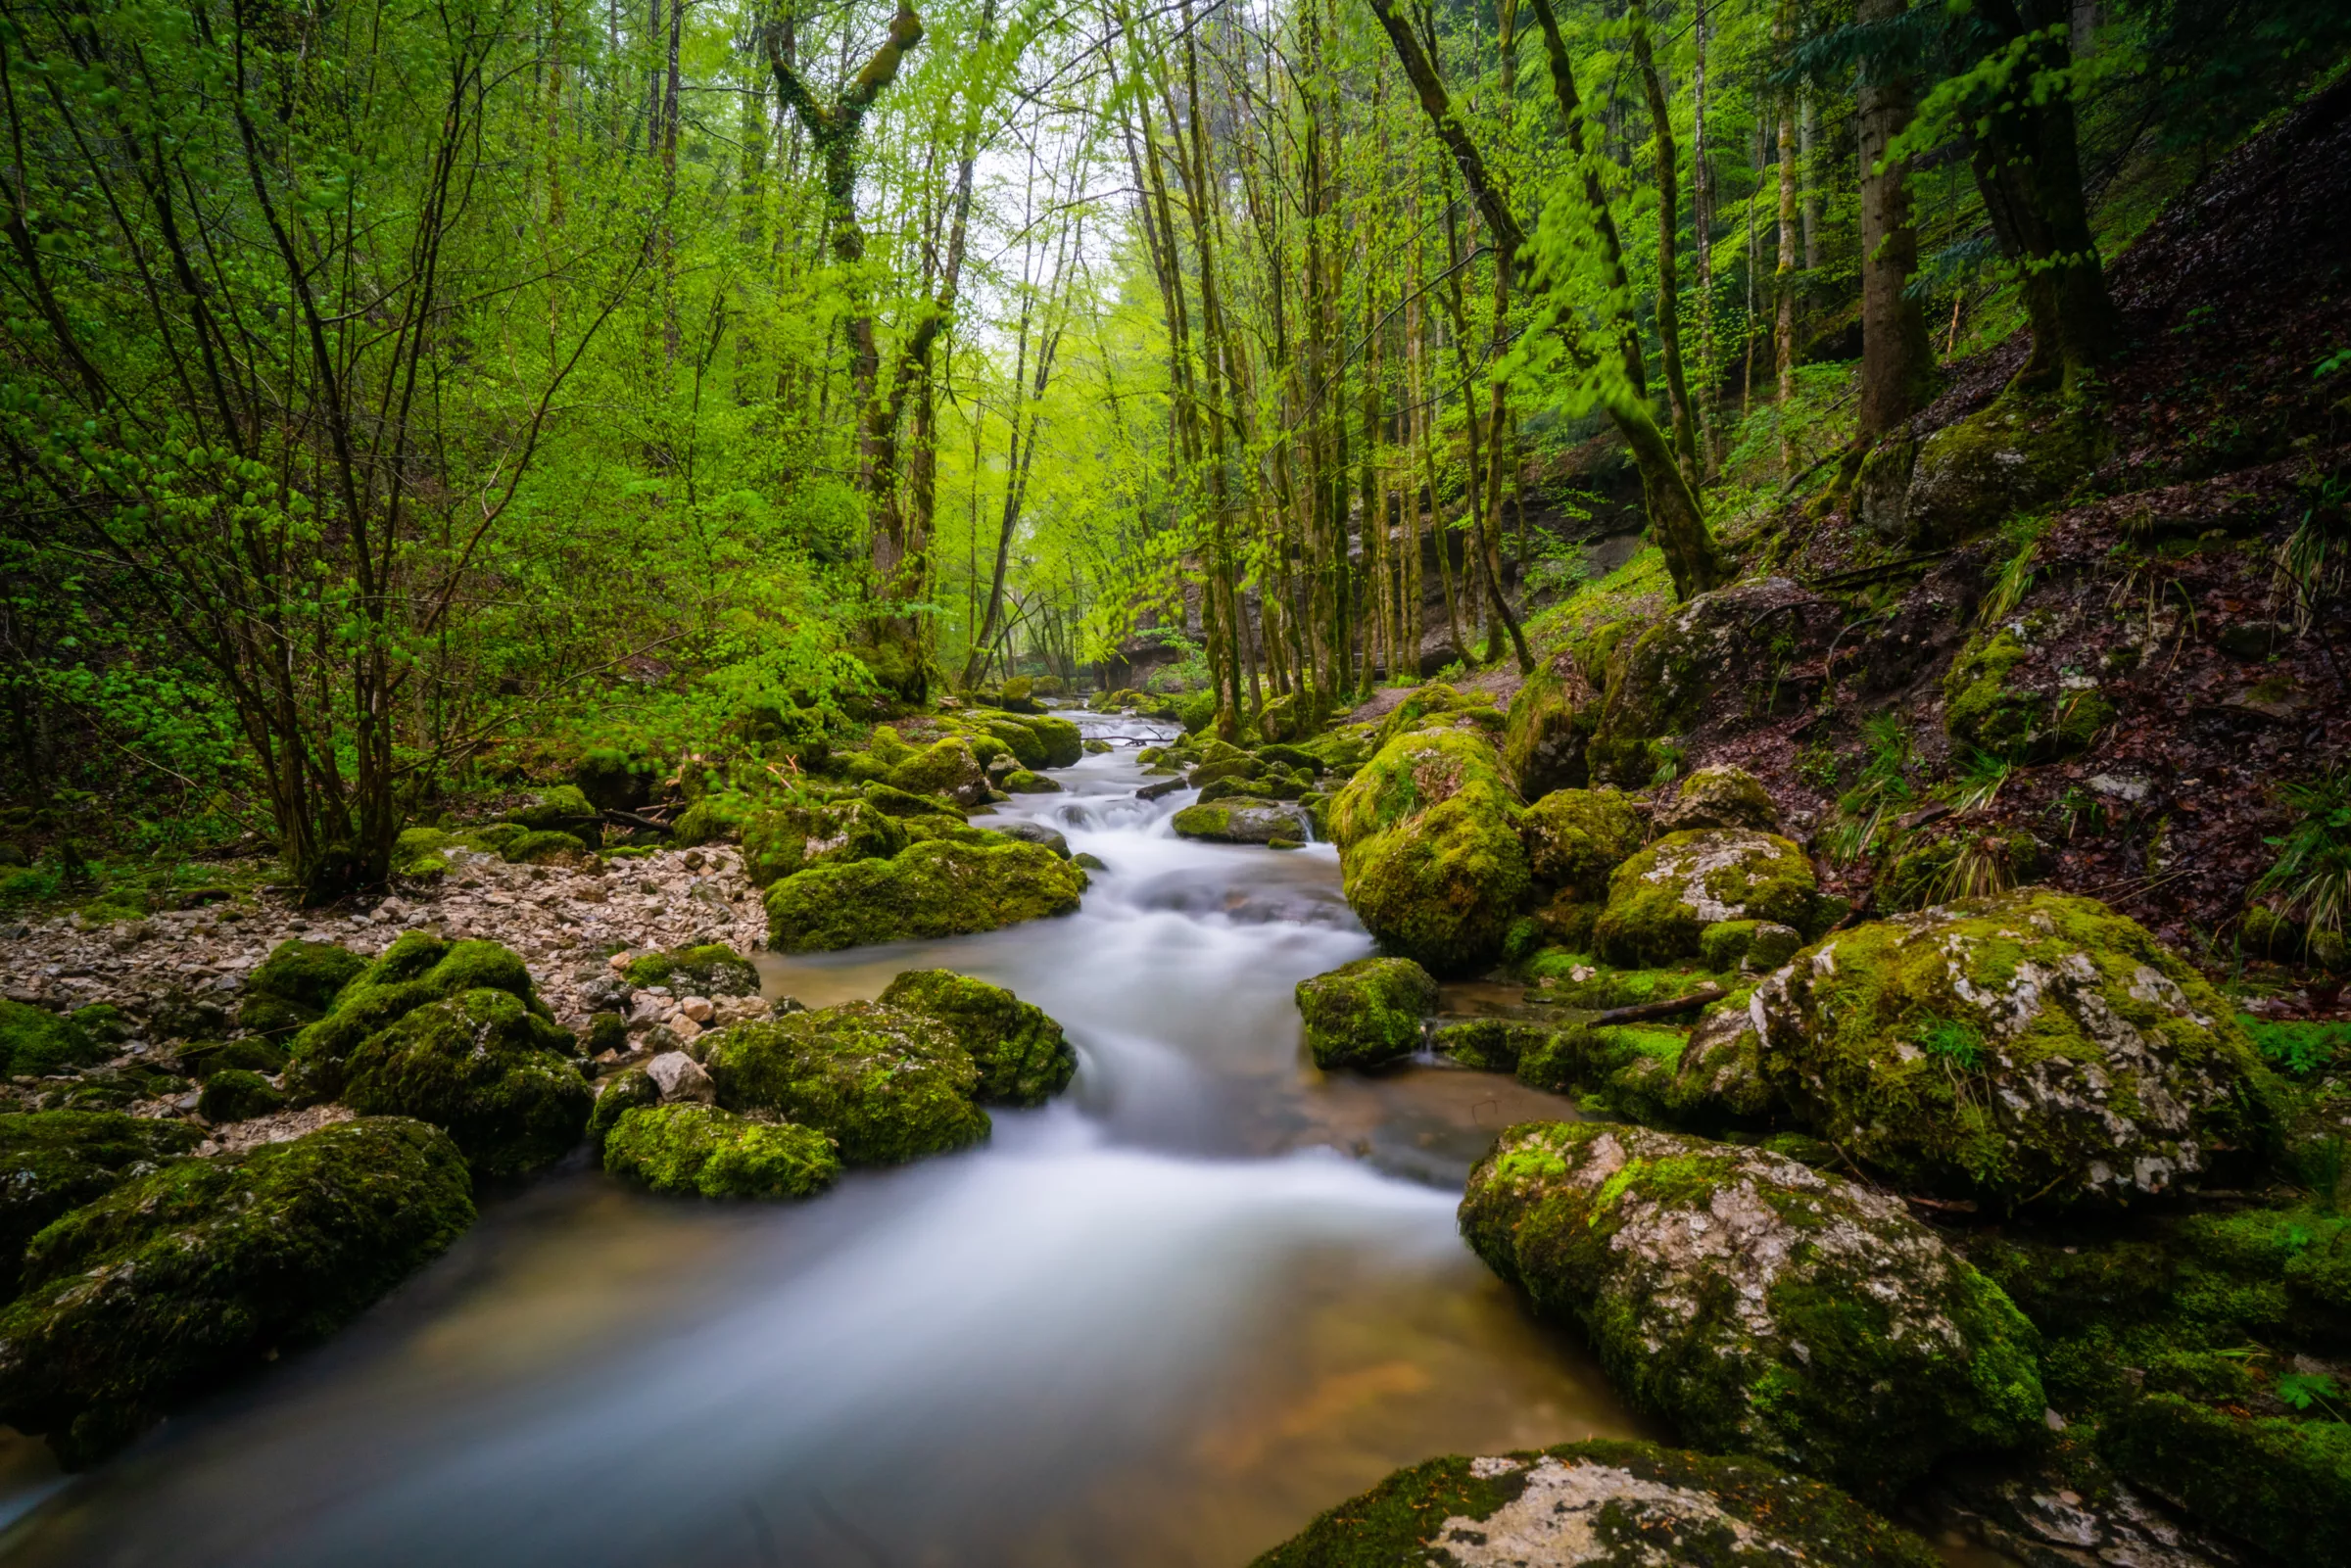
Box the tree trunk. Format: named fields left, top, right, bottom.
left=1855, top=0, right=1937, bottom=437
left=1631, top=0, right=1701, bottom=485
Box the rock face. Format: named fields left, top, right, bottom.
left=876, top=970, right=1076, bottom=1106
left=600, top=1104, right=838, bottom=1200
left=1170, top=797, right=1312, bottom=844
left=1751, top=889, right=2275, bottom=1207
left=1293, top=957, right=1439, bottom=1069
left=339, top=987, right=592, bottom=1178
left=1593, top=829, right=1825, bottom=968
left=763, top=839, right=1084, bottom=953
left=0, top=1117, right=474, bottom=1468
left=1329, top=730, right=1529, bottom=976
left=701, top=1002, right=989, bottom=1164
left=1460, top=1121, right=2044, bottom=1496
left=1249, top=1439, right=1942, bottom=1568
left=0, top=1111, right=203, bottom=1294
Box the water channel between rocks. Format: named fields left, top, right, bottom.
left=0, top=712, right=1651, bottom=1568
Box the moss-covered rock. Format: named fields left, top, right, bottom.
left=1170, top=797, right=1311, bottom=843
left=501, top=829, right=591, bottom=865
left=1327, top=728, right=1511, bottom=851
left=1519, top=788, right=1643, bottom=902
left=2102, top=1395, right=2350, bottom=1567
left=0, top=1002, right=116, bottom=1078
left=1248, top=1438, right=1942, bottom=1568
left=1330, top=730, right=1529, bottom=977
left=763, top=838, right=1083, bottom=953
left=1897, top=396, right=2101, bottom=549
left=340, top=988, right=590, bottom=1178
left=195, top=1069, right=285, bottom=1124
left=586, top=1066, right=659, bottom=1154
left=1461, top=1121, right=2043, bottom=1496
left=1293, top=958, right=1439, bottom=1069
left=238, top=938, right=368, bottom=1040
left=861, top=781, right=966, bottom=820
left=620, top=941, right=759, bottom=997
left=1751, top=889, right=2277, bottom=1207
left=1008, top=713, right=1082, bottom=769
left=287, top=933, right=554, bottom=1099
left=999, top=769, right=1061, bottom=793
left=1593, top=830, right=1824, bottom=968
left=1943, top=630, right=2113, bottom=763
left=174, top=1037, right=288, bottom=1078
left=601, top=1104, right=839, bottom=1201
left=1501, top=653, right=1596, bottom=799
left=669, top=795, right=748, bottom=847
left=1521, top=952, right=1721, bottom=1011
left=743, top=798, right=907, bottom=887
left=0, top=1111, right=203, bottom=1296
left=1698, top=920, right=1802, bottom=973
left=887, top=736, right=989, bottom=805
left=0, top=1117, right=474, bottom=1468
left=1655, top=765, right=1781, bottom=833
left=505, top=783, right=599, bottom=832
left=874, top=970, right=1075, bottom=1107
left=702, top=1002, right=988, bottom=1164
left=572, top=748, right=657, bottom=813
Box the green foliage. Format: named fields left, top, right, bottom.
left=2254, top=765, right=2351, bottom=955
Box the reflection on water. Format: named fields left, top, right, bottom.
left=1, top=713, right=1649, bottom=1568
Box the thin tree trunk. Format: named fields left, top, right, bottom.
left=1855, top=0, right=1937, bottom=437
left=1631, top=0, right=1700, bottom=484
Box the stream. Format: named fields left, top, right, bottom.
left=0, top=713, right=1650, bottom=1567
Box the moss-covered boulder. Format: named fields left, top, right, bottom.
left=887, top=736, right=989, bottom=805
left=1501, top=653, right=1597, bottom=799
left=2103, top=1396, right=2350, bottom=1567
left=173, top=1037, right=288, bottom=1078
left=0, top=1117, right=474, bottom=1468
left=701, top=1002, right=988, bottom=1164
left=860, top=781, right=962, bottom=819
left=1893, top=396, right=2101, bottom=549
left=238, top=938, right=367, bottom=1039
left=1751, top=889, right=2276, bottom=1207
left=1249, top=1438, right=1941, bottom=1568
left=286, top=933, right=552, bottom=1096
left=586, top=1066, right=659, bottom=1154
left=763, top=838, right=1083, bottom=953
left=1698, top=919, right=1803, bottom=973
left=601, top=1105, right=839, bottom=1200
left=1330, top=730, right=1530, bottom=977
left=1006, top=713, right=1082, bottom=769
left=1460, top=1121, right=2043, bottom=1496
left=501, top=829, right=591, bottom=865
left=999, top=769, right=1061, bottom=793
left=505, top=783, right=599, bottom=832
left=876, top=970, right=1076, bottom=1106
left=1943, top=629, right=2113, bottom=763
left=339, top=988, right=591, bottom=1178
left=1293, top=957, right=1439, bottom=1069
left=1592, top=830, right=1823, bottom=968
left=195, top=1069, right=285, bottom=1124
left=1170, top=797, right=1311, bottom=843
left=620, top=941, right=759, bottom=997
left=0, top=1002, right=117, bottom=1078
left=0, top=1111, right=203, bottom=1296
left=743, top=798, right=908, bottom=886
left=1519, top=788, right=1643, bottom=900
left=1655, top=765, right=1781, bottom=833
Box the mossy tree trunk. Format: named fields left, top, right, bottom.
left=1854, top=0, right=1938, bottom=439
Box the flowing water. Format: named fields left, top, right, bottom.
left=0, top=717, right=1651, bottom=1567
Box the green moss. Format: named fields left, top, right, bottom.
left=338, top=988, right=589, bottom=1179
left=621, top=942, right=759, bottom=996
left=670, top=795, right=748, bottom=847
left=2102, top=1395, right=2350, bottom=1565
left=763, top=838, right=1084, bottom=953
left=586, top=1067, right=659, bottom=1154
left=887, top=736, right=985, bottom=802
left=999, top=769, right=1061, bottom=793
left=175, top=1037, right=288, bottom=1077
left=502, top=829, right=591, bottom=865
left=1327, top=727, right=1515, bottom=852
left=1943, top=631, right=2112, bottom=763
left=861, top=781, right=965, bottom=819
left=701, top=1002, right=988, bottom=1165
left=195, top=1069, right=284, bottom=1124
left=1461, top=1121, right=2043, bottom=1497
left=1659, top=766, right=1781, bottom=832
left=877, top=969, right=1076, bottom=1106
left=743, top=798, right=907, bottom=886
left=1293, top=958, right=1440, bottom=1069
left=1500, top=654, right=1593, bottom=798
left=238, top=938, right=367, bottom=1039
left=0, top=1001, right=113, bottom=1078
left=504, top=784, right=599, bottom=840
left=1754, top=889, right=2278, bottom=1207
left=0, top=1117, right=474, bottom=1468
left=1522, top=952, right=1720, bottom=1010
left=1593, top=830, right=1823, bottom=968
left=1342, top=794, right=1531, bottom=977
left=287, top=935, right=553, bottom=1098
left=1249, top=1439, right=1942, bottom=1568
left=1170, top=797, right=1310, bottom=843
left=0, top=1111, right=203, bottom=1296
left=602, top=1104, right=839, bottom=1201
left=572, top=748, right=656, bottom=812
left=390, top=827, right=456, bottom=878
left=1518, top=787, right=1642, bottom=901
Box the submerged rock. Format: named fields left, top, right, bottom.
left=1293, top=957, right=1439, bottom=1069
left=1752, top=888, right=2276, bottom=1207
left=0, top=1111, right=203, bottom=1295
left=0, top=1117, right=474, bottom=1468
left=1592, top=829, right=1825, bottom=968
left=1249, top=1438, right=1941, bottom=1568
left=701, top=1002, right=988, bottom=1164
left=762, top=839, right=1083, bottom=953
left=876, top=969, right=1076, bottom=1106
left=1460, top=1121, right=2044, bottom=1496
left=601, top=1104, right=838, bottom=1201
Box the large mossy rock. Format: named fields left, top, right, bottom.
left=1861, top=396, right=2101, bottom=549
left=1501, top=652, right=1599, bottom=799
left=1654, top=765, right=1781, bottom=833
left=1170, top=796, right=1310, bottom=843
left=1519, top=787, right=1643, bottom=900
left=0, top=1112, right=203, bottom=1295
left=743, top=799, right=906, bottom=887
left=1460, top=1121, right=2044, bottom=1496
left=0, top=1117, right=474, bottom=1468
left=1590, top=579, right=1825, bottom=767
left=0, top=1002, right=117, bottom=1078
left=1293, top=957, right=1438, bottom=1069
left=762, top=839, right=1083, bottom=953
left=237, top=938, right=367, bottom=1039
left=876, top=970, right=1076, bottom=1106
left=887, top=736, right=989, bottom=805
left=287, top=931, right=551, bottom=1095
left=1250, top=1439, right=1939, bottom=1568
left=340, top=988, right=592, bottom=1178
left=601, top=1105, right=839, bottom=1200
left=1330, top=730, right=1529, bottom=977
left=1751, top=889, right=2276, bottom=1207
left=701, top=1002, right=989, bottom=1164
left=1592, top=829, right=1824, bottom=968
left=1943, top=629, right=2113, bottom=763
